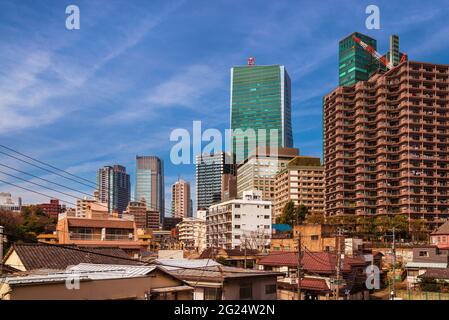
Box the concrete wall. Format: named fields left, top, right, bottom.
left=222, top=276, right=278, bottom=300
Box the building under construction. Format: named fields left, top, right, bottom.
left=324, top=32, right=449, bottom=225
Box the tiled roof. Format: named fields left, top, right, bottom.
left=168, top=265, right=283, bottom=283
left=199, top=248, right=260, bottom=259
left=278, top=277, right=331, bottom=292
left=431, top=221, right=449, bottom=235
left=258, top=251, right=366, bottom=274
left=5, top=243, right=142, bottom=270
left=67, top=218, right=134, bottom=229
left=419, top=268, right=449, bottom=280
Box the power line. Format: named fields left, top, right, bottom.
left=0, top=178, right=78, bottom=207
left=0, top=145, right=96, bottom=187
left=0, top=146, right=171, bottom=216
left=0, top=150, right=97, bottom=190
left=0, top=163, right=94, bottom=198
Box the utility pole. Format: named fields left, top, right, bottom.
left=297, top=230, right=302, bottom=300
left=335, top=228, right=343, bottom=300
left=0, top=226, right=3, bottom=275
left=244, top=237, right=247, bottom=269
left=391, top=227, right=396, bottom=300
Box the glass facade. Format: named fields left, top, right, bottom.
left=97, top=165, right=130, bottom=214
left=339, top=32, right=379, bottom=87
left=135, top=156, right=165, bottom=223
left=196, top=152, right=235, bottom=211
left=230, top=65, right=293, bottom=163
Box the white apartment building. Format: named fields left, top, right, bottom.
left=207, top=190, right=272, bottom=251
left=177, top=217, right=207, bottom=252
left=0, top=192, right=22, bottom=212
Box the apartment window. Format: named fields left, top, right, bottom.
left=311, top=235, right=319, bottom=241
left=419, top=251, right=429, bottom=257
left=264, top=215, right=270, bottom=219
left=264, top=205, right=270, bottom=209
left=235, top=235, right=241, bottom=239
left=235, top=204, right=241, bottom=208
left=235, top=225, right=240, bottom=229
left=239, top=282, right=253, bottom=299
left=265, top=284, right=277, bottom=295
left=264, top=225, right=270, bottom=229
left=235, top=214, right=241, bottom=219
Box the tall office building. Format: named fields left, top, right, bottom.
left=97, top=165, right=131, bottom=214
left=196, top=152, right=236, bottom=211
left=339, top=32, right=379, bottom=87
left=171, top=179, right=191, bottom=219
left=324, top=60, right=449, bottom=225
left=230, top=62, right=293, bottom=163
left=135, top=156, right=165, bottom=224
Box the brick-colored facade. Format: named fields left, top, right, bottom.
left=274, top=156, right=325, bottom=220
left=324, top=61, right=449, bottom=222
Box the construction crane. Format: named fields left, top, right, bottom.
left=352, top=35, right=407, bottom=71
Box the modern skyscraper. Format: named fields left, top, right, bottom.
left=135, top=156, right=165, bottom=224
left=339, top=32, right=379, bottom=87
left=171, top=178, right=191, bottom=219
left=196, top=152, right=236, bottom=211
left=230, top=62, right=293, bottom=163
left=97, top=165, right=131, bottom=214
left=324, top=60, right=449, bottom=224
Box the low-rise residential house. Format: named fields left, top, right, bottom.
left=0, top=263, right=193, bottom=300
left=2, top=243, right=141, bottom=272
left=293, top=224, right=338, bottom=252
left=56, top=203, right=147, bottom=257
left=405, top=245, right=449, bottom=288
left=258, top=251, right=369, bottom=300
left=270, top=234, right=297, bottom=252
left=430, top=221, right=449, bottom=249
left=157, top=259, right=282, bottom=300
left=199, top=247, right=261, bottom=268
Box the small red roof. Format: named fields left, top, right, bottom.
left=259, top=251, right=366, bottom=274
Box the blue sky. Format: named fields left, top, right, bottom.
left=1, top=0, right=449, bottom=214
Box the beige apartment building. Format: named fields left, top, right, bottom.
left=324, top=61, right=449, bottom=223
left=274, top=156, right=325, bottom=219
left=171, top=179, right=191, bottom=218
left=177, top=217, right=207, bottom=252
left=237, top=147, right=299, bottom=201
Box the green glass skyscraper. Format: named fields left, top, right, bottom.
left=339, top=32, right=379, bottom=86
left=230, top=64, right=293, bottom=163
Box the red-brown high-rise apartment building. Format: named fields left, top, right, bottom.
left=171, top=179, right=191, bottom=219
left=324, top=61, right=449, bottom=224
left=38, top=199, right=65, bottom=219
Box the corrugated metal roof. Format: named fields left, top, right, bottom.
left=155, top=259, right=221, bottom=269
left=4, top=264, right=157, bottom=285
left=68, top=263, right=156, bottom=276
left=405, top=262, right=448, bottom=269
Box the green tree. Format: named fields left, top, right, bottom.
left=295, top=205, right=309, bottom=224
left=278, top=201, right=296, bottom=226
left=306, top=213, right=325, bottom=224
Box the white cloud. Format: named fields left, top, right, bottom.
left=147, top=64, right=223, bottom=107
